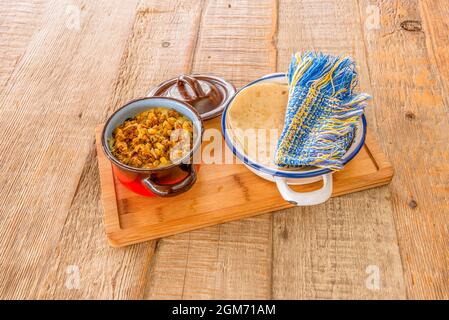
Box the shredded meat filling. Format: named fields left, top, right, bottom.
left=109, top=108, right=193, bottom=168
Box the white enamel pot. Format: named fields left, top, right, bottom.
left=221, top=73, right=367, bottom=206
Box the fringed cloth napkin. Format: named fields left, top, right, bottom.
left=274, top=52, right=371, bottom=170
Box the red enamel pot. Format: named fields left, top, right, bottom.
left=102, top=97, right=204, bottom=197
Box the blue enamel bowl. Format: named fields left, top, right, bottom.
left=221, top=73, right=367, bottom=180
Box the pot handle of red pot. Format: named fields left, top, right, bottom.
left=143, top=164, right=197, bottom=197
left=274, top=173, right=333, bottom=206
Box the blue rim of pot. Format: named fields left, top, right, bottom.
left=221, top=73, right=367, bottom=178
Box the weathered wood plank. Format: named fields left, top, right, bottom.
left=358, top=0, right=449, bottom=299
left=38, top=148, right=154, bottom=299
left=0, top=0, right=143, bottom=299
left=145, top=0, right=277, bottom=299
left=419, top=0, right=449, bottom=107
left=272, top=0, right=405, bottom=299
left=34, top=0, right=205, bottom=299
left=145, top=216, right=273, bottom=299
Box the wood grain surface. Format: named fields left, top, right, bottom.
left=0, top=0, right=447, bottom=299
left=358, top=0, right=449, bottom=299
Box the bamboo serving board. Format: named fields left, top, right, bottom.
left=95, top=119, right=393, bottom=247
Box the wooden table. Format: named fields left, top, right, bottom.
left=0, top=0, right=447, bottom=300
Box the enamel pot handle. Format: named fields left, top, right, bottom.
left=143, top=164, right=197, bottom=197
left=274, top=173, right=333, bottom=206
left=176, top=75, right=206, bottom=100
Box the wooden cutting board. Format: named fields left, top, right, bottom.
left=95, top=118, right=393, bottom=247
